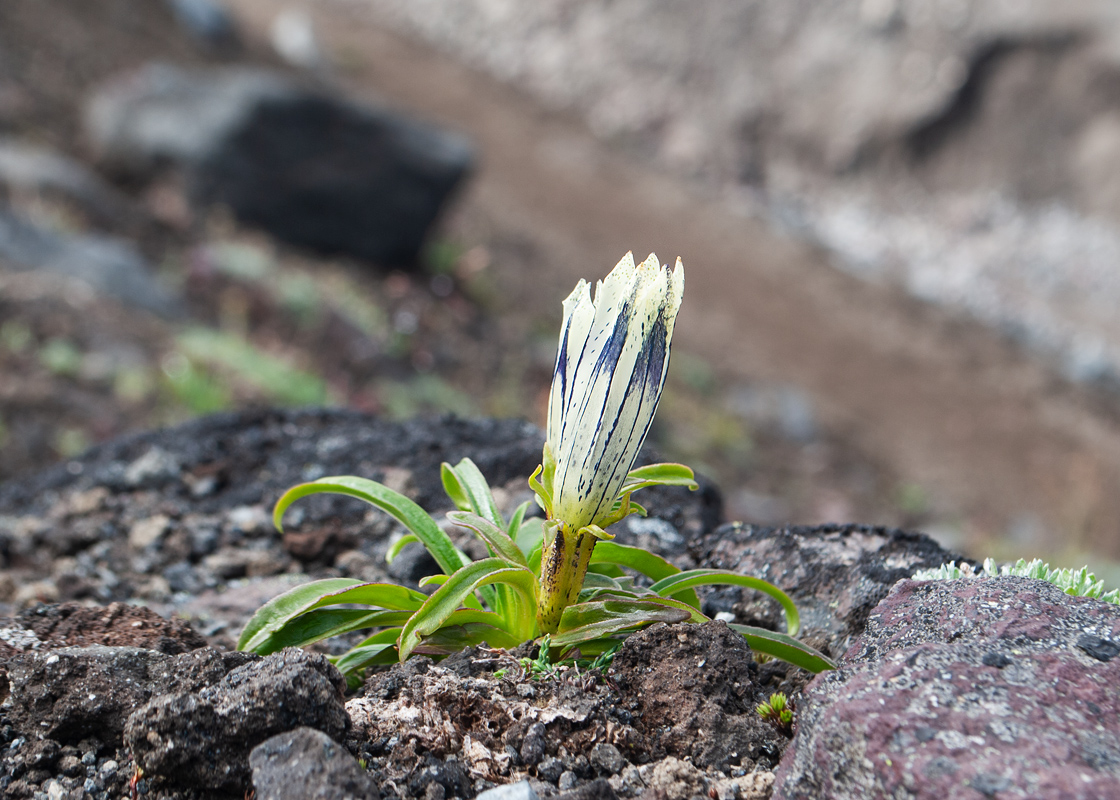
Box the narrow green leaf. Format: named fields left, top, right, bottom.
left=622, top=463, right=699, bottom=492
left=648, top=570, right=800, bottom=637
left=447, top=511, right=527, bottom=567
left=386, top=534, right=420, bottom=564
left=239, top=578, right=427, bottom=653
left=445, top=458, right=504, bottom=526
left=588, top=562, right=626, bottom=579
left=333, top=640, right=399, bottom=675
left=440, top=462, right=473, bottom=512
left=730, top=624, right=835, bottom=673
left=550, top=597, right=699, bottom=647
left=528, top=464, right=551, bottom=513
left=506, top=501, right=531, bottom=538
left=399, top=559, right=538, bottom=660
left=272, top=477, right=468, bottom=577
left=412, top=622, right=524, bottom=654
left=249, top=608, right=411, bottom=655
left=580, top=573, right=626, bottom=592
left=239, top=577, right=360, bottom=652
left=589, top=542, right=700, bottom=609
left=516, top=518, right=545, bottom=559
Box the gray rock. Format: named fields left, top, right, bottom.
left=85, top=62, right=473, bottom=267
left=772, top=576, right=1120, bottom=799
left=386, top=540, right=441, bottom=587
left=696, top=522, right=965, bottom=657
left=125, top=647, right=349, bottom=791
left=250, top=727, right=379, bottom=800
left=588, top=743, right=625, bottom=777
left=476, top=781, right=540, bottom=800
left=537, top=756, right=566, bottom=784
left=555, top=778, right=618, bottom=800
left=519, top=722, right=547, bottom=767
left=0, top=208, right=181, bottom=317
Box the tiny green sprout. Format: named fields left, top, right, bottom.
left=238, top=254, right=836, bottom=684
left=913, top=558, right=1120, bottom=604
left=757, top=692, right=794, bottom=734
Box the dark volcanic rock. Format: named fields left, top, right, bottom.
left=86, top=62, right=472, bottom=266
left=772, top=576, right=1120, bottom=800
left=125, top=647, right=349, bottom=791
left=250, top=727, right=380, bottom=800
left=6, top=645, right=173, bottom=742
left=14, top=601, right=207, bottom=654
left=609, top=621, right=784, bottom=771
left=695, top=522, right=967, bottom=657
left=5, top=644, right=251, bottom=742
left=0, top=410, right=544, bottom=519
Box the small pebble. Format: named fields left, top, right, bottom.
left=590, top=742, right=627, bottom=776
left=537, top=756, right=564, bottom=784
left=558, top=771, right=579, bottom=791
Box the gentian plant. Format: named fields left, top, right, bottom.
left=239, top=253, right=835, bottom=679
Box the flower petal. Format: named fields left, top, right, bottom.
left=546, top=252, right=683, bottom=529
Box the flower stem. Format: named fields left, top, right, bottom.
left=536, top=523, right=597, bottom=634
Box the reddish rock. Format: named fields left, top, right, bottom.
left=773, top=577, right=1120, bottom=800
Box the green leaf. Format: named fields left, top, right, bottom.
left=506, top=500, right=531, bottom=538
left=516, top=518, right=546, bottom=559
left=621, top=463, right=699, bottom=492
left=239, top=578, right=426, bottom=653
left=239, top=577, right=359, bottom=652
left=272, top=476, right=468, bottom=577
left=399, top=559, right=538, bottom=660
left=589, top=542, right=700, bottom=609
left=412, top=622, right=524, bottom=654
left=385, top=534, right=420, bottom=564
left=249, top=608, right=412, bottom=654
left=440, top=462, right=473, bottom=512
left=447, top=511, right=527, bottom=567
left=648, top=570, right=801, bottom=637
left=332, top=639, right=400, bottom=676
left=550, top=597, right=700, bottom=647
left=443, top=458, right=504, bottom=526
left=730, top=624, right=835, bottom=673
left=580, top=572, right=627, bottom=592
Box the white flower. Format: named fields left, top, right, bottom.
left=546, top=251, right=684, bottom=531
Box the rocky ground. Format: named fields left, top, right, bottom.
left=1, top=411, right=1117, bottom=800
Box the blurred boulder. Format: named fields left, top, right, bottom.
left=0, top=138, right=137, bottom=229
left=0, top=207, right=182, bottom=317
left=163, top=0, right=240, bottom=49
left=85, top=63, right=474, bottom=267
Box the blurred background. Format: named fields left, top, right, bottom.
left=3, top=0, right=1120, bottom=578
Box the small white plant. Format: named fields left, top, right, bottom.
left=913, top=558, right=1120, bottom=604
